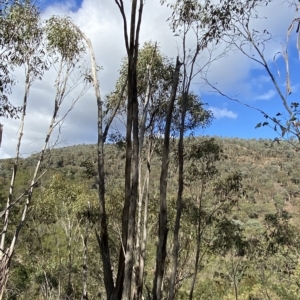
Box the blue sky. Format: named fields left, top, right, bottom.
left=1, top=0, right=299, bottom=158
left=37, top=0, right=82, bottom=11
left=203, top=35, right=300, bottom=140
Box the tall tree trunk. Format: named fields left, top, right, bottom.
left=81, top=203, right=90, bottom=300
left=113, top=33, right=134, bottom=300
left=0, top=68, right=30, bottom=256
left=136, top=137, right=154, bottom=300
left=122, top=7, right=141, bottom=296
left=65, top=218, right=73, bottom=300
left=189, top=182, right=204, bottom=300
left=168, top=92, right=188, bottom=300
left=72, top=23, right=115, bottom=298
left=0, top=58, right=84, bottom=299
left=75, top=27, right=115, bottom=299
left=136, top=56, right=152, bottom=261
left=94, top=49, right=114, bottom=300
left=0, top=61, right=32, bottom=298
left=152, top=57, right=182, bottom=300
left=134, top=52, right=154, bottom=299
left=114, top=1, right=144, bottom=299
left=168, top=22, right=201, bottom=296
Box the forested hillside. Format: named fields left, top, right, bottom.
left=1, top=137, right=300, bottom=299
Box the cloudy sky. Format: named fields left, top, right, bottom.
left=1, top=0, right=299, bottom=158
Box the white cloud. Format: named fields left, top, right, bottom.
left=255, top=89, right=276, bottom=100
left=291, top=83, right=299, bottom=93
left=209, top=107, right=238, bottom=120
left=201, top=1, right=295, bottom=97
left=251, top=75, right=271, bottom=88
left=0, top=0, right=296, bottom=158
left=1, top=0, right=176, bottom=158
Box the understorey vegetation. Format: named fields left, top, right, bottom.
left=1, top=137, right=300, bottom=299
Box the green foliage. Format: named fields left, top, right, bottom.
left=172, top=93, right=213, bottom=133
left=264, top=210, right=297, bottom=254
left=4, top=174, right=101, bottom=299
left=186, top=137, right=223, bottom=179
left=0, top=0, right=45, bottom=118
left=105, top=41, right=174, bottom=129
left=35, top=174, right=98, bottom=223
left=3, top=136, right=300, bottom=299
left=80, top=158, right=96, bottom=179
left=45, top=16, right=85, bottom=60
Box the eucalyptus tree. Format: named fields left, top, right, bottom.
left=111, top=42, right=177, bottom=300
left=148, top=1, right=255, bottom=299
left=0, top=2, right=48, bottom=295
left=98, top=16, right=181, bottom=299
left=201, top=0, right=300, bottom=145
left=153, top=1, right=221, bottom=298
left=107, top=1, right=248, bottom=299
left=0, top=0, right=47, bottom=259
left=65, top=20, right=115, bottom=300
left=0, top=9, right=90, bottom=297
left=107, top=39, right=189, bottom=300
left=0, top=0, right=28, bottom=119
left=98, top=2, right=182, bottom=298
left=98, top=1, right=145, bottom=299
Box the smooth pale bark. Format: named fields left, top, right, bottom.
left=0, top=69, right=62, bottom=298
left=152, top=57, right=182, bottom=300
left=72, top=22, right=114, bottom=298
left=136, top=138, right=154, bottom=300
left=0, top=55, right=47, bottom=297
left=134, top=52, right=154, bottom=299
left=8, top=60, right=71, bottom=253
left=92, top=35, right=114, bottom=299
left=113, top=0, right=133, bottom=297
left=81, top=202, right=90, bottom=300
left=0, top=69, right=30, bottom=256
left=136, top=62, right=152, bottom=258
left=0, top=59, right=87, bottom=299
left=113, top=1, right=144, bottom=299
left=122, top=0, right=142, bottom=296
